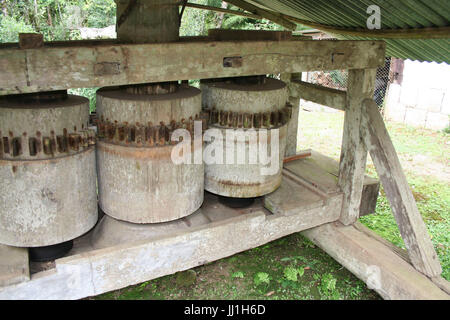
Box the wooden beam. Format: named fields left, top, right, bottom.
left=0, top=198, right=342, bottom=299
left=0, top=244, right=29, bottom=287
left=289, top=80, right=346, bottom=111
left=360, top=98, right=442, bottom=278
left=208, top=29, right=292, bottom=41
left=281, top=15, right=450, bottom=40
left=280, top=73, right=301, bottom=157
left=183, top=2, right=262, bottom=20
left=224, top=0, right=296, bottom=30
left=302, top=222, right=449, bottom=300
left=338, top=69, right=376, bottom=225
left=0, top=40, right=385, bottom=96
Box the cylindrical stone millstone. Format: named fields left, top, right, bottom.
left=115, top=0, right=180, bottom=44
left=0, top=94, right=98, bottom=247
left=95, top=85, right=205, bottom=224
left=201, top=77, right=290, bottom=198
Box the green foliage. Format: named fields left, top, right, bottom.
left=0, top=15, right=34, bottom=42
left=81, top=0, right=116, bottom=28
left=319, top=273, right=339, bottom=299
left=283, top=266, right=299, bottom=282
left=231, top=271, right=244, bottom=279
left=0, top=0, right=116, bottom=43
left=444, top=124, right=450, bottom=134
left=253, top=272, right=270, bottom=286
left=68, top=87, right=98, bottom=112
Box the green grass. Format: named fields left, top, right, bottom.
left=92, top=109, right=449, bottom=300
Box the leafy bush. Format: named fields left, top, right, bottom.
left=253, top=272, right=270, bottom=286
left=68, top=87, right=98, bottom=113
left=0, top=16, right=34, bottom=43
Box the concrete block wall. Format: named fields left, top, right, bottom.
left=384, top=60, right=450, bottom=131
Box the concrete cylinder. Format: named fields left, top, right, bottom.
left=201, top=77, right=290, bottom=198
left=0, top=95, right=98, bottom=247
left=96, top=86, right=204, bottom=223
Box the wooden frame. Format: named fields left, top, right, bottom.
left=0, top=39, right=385, bottom=95
left=290, top=71, right=444, bottom=280
left=0, top=26, right=447, bottom=298
left=0, top=151, right=381, bottom=299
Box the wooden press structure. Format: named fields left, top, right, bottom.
left=0, top=0, right=448, bottom=300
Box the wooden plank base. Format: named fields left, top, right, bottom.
left=302, top=222, right=449, bottom=300
left=0, top=171, right=342, bottom=299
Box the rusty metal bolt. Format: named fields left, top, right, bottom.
left=2, top=136, right=8, bottom=155
left=211, top=109, right=219, bottom=124
left=271, top=111, right=279, bottom=127
left=43, top=137, right=52, bottom=155
left=68, top=134, right=81, bottom=151
left=253, top=113, right=261, bottom=128
left=243, top=113, right=251, bottom=129
left=57, top=135, right=68, bottom=153
left=12, top=137, right=22, bottom=157
left=263, top=112, right=271, bottom=127
left=87, top=129, right=96, bottom=146
left=128, top=125, right=136, bottom=143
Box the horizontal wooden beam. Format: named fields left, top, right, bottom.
left=302, top=222, right=449, bottom=300
left=184, top=2, right=262, bottom=20
left=0, top=39, right=385, bottom=95
left=208, top=29, right=292, bottom=41
left=224, top=0, right=296, bottom=30
left=289, top=80, right=346, bottom=111
left=283, top=15, right=450, bottom=39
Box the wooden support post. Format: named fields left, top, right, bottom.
left=338, top=68, right=376, bottom=225
left=360, top=98, right=442, bottom=278
left=281, top=73, right=300, bottom=157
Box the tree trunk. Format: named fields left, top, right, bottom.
left=47, top=6, right=53, bottom=26
left=216, top=2, right=228, bottom=28
left=33, top=0, right=40, bottom=31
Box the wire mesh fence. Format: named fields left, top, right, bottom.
left=304, top=57, right=393, bottom=108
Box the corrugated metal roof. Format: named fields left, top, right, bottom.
left=240, top=0, right=450, bottom=63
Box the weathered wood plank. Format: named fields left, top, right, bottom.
left=431, top=276, right=450, bottom=295
left=0, top=40, right=386, bottom=95
left=280, top=73, right=301, bottom=157
left=0, top=200, right=342, bottom=299
left=223, top=0, right=297, bottom=30
left=289, top=80, right=347, bottom=111
left=0, top=244, right=29, bottom=287
left=264, top=169, right=340, bottom=216
left=360, top=98, right=442, bottom=277
left=302, top=222, right=449, bottom=300
left=338, top=68, right=376, bottom=225
left=208, top=29, right=292, bottom=41
left=309, top=151, right=379, bottom=216
left=353, top=222, right=410, bottom=263
left=284, top=150, right=379, bottom=216
left=285, top=158, right=341, bottom=195
left=183, top=2, right=262, bottom=20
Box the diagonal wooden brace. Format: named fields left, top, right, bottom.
left=360, top=98, right=442, bottom=277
